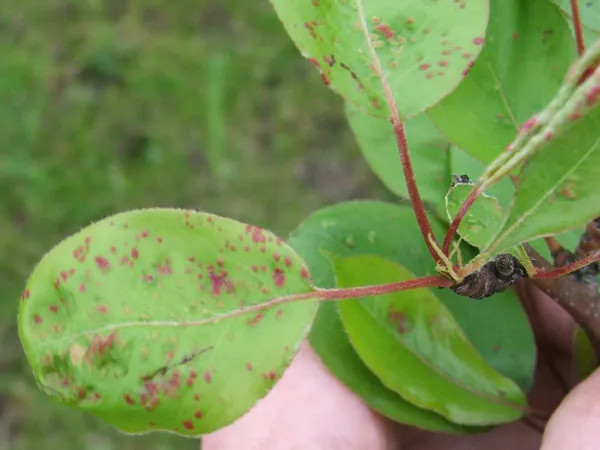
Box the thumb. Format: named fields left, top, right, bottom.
left=541, top=368, right=600, bottom=449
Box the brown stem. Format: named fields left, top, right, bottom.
left=574, top=217, right=600, bottom=260
left=525, top=245, right=600, bottom=361
left=544, top=236, right=563, bottom=255
left=571, top=0, right=586, bottom=57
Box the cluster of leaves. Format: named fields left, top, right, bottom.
left=16, top=0, right=600, bottom=439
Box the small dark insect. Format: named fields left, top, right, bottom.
left=450, top=174, right=472, bottom=188
left=451, top=253, right=528, bottom=299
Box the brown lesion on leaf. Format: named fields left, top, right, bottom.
left=141, top=346, right=214, bottom=382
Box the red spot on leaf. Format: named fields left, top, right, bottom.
left=388, top=309, right=411, bottom=334
left=124, top=394, right=135, bottom=405
left=276, top=309, right=283, bottom=319
left=97, top=305, right=107, bottom=314
left=304, top=22, right=318, bottom=40
left=77, top=387, right=86, bottom=399
left=194, top=411, right=203, bottom=420
left=204, top=371, right=212, bottom=383
left=186, top=370, right=197, bottom=387
left=248, top=313, right=264, bottom=326
left=586, top=85, right=600, bottom=106
left=284, top=257, right=292, bottom=267
left=273, top=253, right=281, bottom=262
left=110, top=246, right=117, bottom=253
left=251, top=227, right=266, bottom=243
left=33, top=314, right=42, bottom=324
left=95, top=256, right=110, bottom=271
left=375, top=23, right=395, bottom=39
left=545, top=131, right=553, bottom=141
left=519, top=116, right=537, bottom=132
left=512, top=31, right=518, bottom=40
left=49, top=305, right=58, bottom=313
left=273, top=268, right=285, bottom=287
left=439, top=60, right=449, bottom=67
left=246, top=362, right=253, bottom=371
left=90, top=331, right=116, bottom=356
left=182, top=419, right=194, bottom=430
left=141, top=230, right=149, bottom=238
left=419, top=63, right=430, bottom=71
left=209, top=268, right=233, bottom=295
left=300, top=267, right=310, bottom=280
left=22, top=289, right=30, bottom=301
left=158, top=265, right=172, bottom=275
left=473, top=37, right=484, bottom=45
left=79, top=283, right=86, bottom=293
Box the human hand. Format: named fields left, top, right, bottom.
left=203, top=284, right=600, bottom=449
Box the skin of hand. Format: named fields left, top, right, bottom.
left=203, top=283, right=600, bottom=450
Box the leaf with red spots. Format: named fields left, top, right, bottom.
left=18, top=209, right=317, bottom=436
left=429, top=0, right=574, bottom=163
left=269, top=0, right=489, bottom=118
left=333, top=254, right=526, bottom=425
left=486, top=106, right=600, bottom=253
left=289, top=201, right=535, bottom=430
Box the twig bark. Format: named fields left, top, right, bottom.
left=525, top=245, right=600, bottom=362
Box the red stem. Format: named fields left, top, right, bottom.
left=533, top=251, right=600, bottom=279
left=390, top=117, right=442, bottom=263
left=442, top=184, right=482, bottom=255
left=354, top=4, right=441, bottom=264
left=316, top=274, right=453, bottom=300
left=571, top=0, right=586, bottom=57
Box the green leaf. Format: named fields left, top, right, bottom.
left=552, top=0, right=600, bottom=43
left=270, top=0, right=489, bottom=118
left=445, top=183, right=504, bottom=250
left=18, top=209, right=317, bottom=436
left=429, top=0, right=574, bottom=163
left=488, top=107, right=600, bottom=252
left=346, top=104, right=450, bottom=217
left=449, top=147, right=514, bottom=210
left=573, top=326, right=597, bottom=382
left=289, top=201, right=535, bottom=393
left=308, top=302, right=465, bottom=432
left=334, top=254, right=526, bottom=425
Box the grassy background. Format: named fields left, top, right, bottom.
left=0, top=1, right=390, bottom=448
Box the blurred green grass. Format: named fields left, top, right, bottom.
left=0, top=0, right=390, bottom=448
